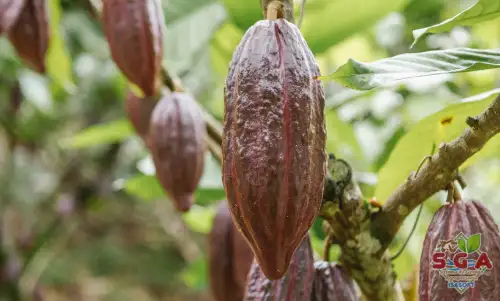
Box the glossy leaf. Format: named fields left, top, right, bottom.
left=301, top=0, right=406, bottom=54
left=47, top=0, right=75, bottom=90
left=59, top=119, right=134, bottom=149
left=323, top=48, right=500, bottom=91
left=412, top=0, right=500, bottom=47
left=375, top=89, right=500, bottom=202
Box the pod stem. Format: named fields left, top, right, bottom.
left=262, top=0, right=294, bottom=22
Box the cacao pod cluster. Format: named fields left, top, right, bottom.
left=1, top=0, right=49, bottom=73
left=419, top=199, right=500, bottom=301
left=208, top=201, right=254, bottom=301
left=222, top=7, right=327, bottom=280
left=101, top=1, right=207, bottom=212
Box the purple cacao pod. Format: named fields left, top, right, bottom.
left=7, top=0, right=49, bottom=73
left=102, top=0, right=164, bottom=97
left=222, top=18, right=326, bottom=279
left=125, top=90, right=158, bottom=142
left=149, top=92, right=206, bottom=212
left=244, top=234, right=315, bottom=300
left=419, top=199, right=500, bottom=301
left=208, top=201, right=254, bottom=301
left=312, top=261, right=358, bottom=301
left=0, top=0, right=25, bottom=34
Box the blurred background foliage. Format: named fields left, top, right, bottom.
left=1, top=0, right=500, bottom=300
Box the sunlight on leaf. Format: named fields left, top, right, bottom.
left=60, top=119, right=134, bottom=149
left=412, top=0, right=500, bottom=47
left=47, top=0, right=75, bottom=91
left=322, top=48, right=500, bottom=91
left=182, top=205, right=216, bottom=234
left=374, top=89, right=500, bottom=202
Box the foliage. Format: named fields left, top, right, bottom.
left=1, top=0, right=500, bottom=300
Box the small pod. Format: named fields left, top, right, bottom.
left=419, top=200, right=500, bottom=301
left=208, top=201, right=254, bottom=301
left=7, top=0, right=49, bottom=73
left=149, top=92, right=206, bottom=212
left=312, top=261, right=358, bottom=301
left=0, top=0, right=26, bottom=34
left=102, top=0, right=164, bottom=97
left=244, top=234, right=315, bottom=300
left=125, top=90, right=158, bottom=143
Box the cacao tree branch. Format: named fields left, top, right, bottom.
left=371, top=94, right=500, bottom=250
left=320, top=159, right=403, bottom=301
left=262, top=0, right=295, bottom=23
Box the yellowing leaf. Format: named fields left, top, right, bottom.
left=375, top=89, right=500, bottom=202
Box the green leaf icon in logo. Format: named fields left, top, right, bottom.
left=458, top=238, right=467, bottom=253
left=467, top=234, right=481, bottom=253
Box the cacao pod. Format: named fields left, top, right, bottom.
left=102, top=0, right=164, bottom=97
left=149, top=92, right=206, bottom=212
left=0, top=0, right=25, bottom=34
left=244, top=234, right=315, bottom=300
left=222, top=17, right=327, bottom=279
left=419, top=199, right=500, bottom=301
left=312, top=261, right=358, bottom=301
left=125, top=90, right=158, bottom=142
left=7, top=0, right=49, bottom=73
left=208, top=201, right=254, bottom=301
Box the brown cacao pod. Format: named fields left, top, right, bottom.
left=312, top=261, right=358, bottom=301
left=125, top=90, right=158, bottom=142
left=0, top=0, right=25, bottom=34
left=149, top=92, right=206, bottom=212
left=222, top=18, right=326, bottom=280
left=244, top=234, right=315, bottom=300
left=208, top=201, right=254, bottom=301
left=7, top=0, right=49, bottom=73
left=419, top=199, right=500, bottom=301
left=102, top=0, right=164, bottom=97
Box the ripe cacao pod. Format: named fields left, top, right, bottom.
left=0, top=0, right=25, bottom=34
left=208, top=201, right=254, bottom=301
left=149, top=92, right=206, bottom=212
left=222, top=17, right=327, bottom=280
left=312, top=261, right=358, bottom=301
left=7, top=0, right=49, bottom=73
left=102, top=0, right=164, bottom=97
left=419, top=199, right=500, bottom=301
left=244, top=234, right=315, bottom=300
left=125, top=90, right=158, bottom=142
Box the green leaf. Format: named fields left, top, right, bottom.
left=180, top=257, right=208, bottom=290
left=123, top=175, right=165, bottom=201
left=59, top=119, right=134, bottom=149
left=222, top=0, right=262, bottom=31
left=374, top=89, right=500, bottom=203
left=322, top=48, right=500, bottom=91
left=46, top=0, right=75, bottom=90
left=301, top=0, right=407, bottom=54
left=458, top=238, right=467, bottom=252
left=182, top=205, right=216, bottom=234
left=412, top=0, right=500, bottom=47
left=467, top=234, right=481, bottom=253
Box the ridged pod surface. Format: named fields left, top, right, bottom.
left=0, top=0, right=26, bottom=33
left=312, top=261, right=358, bottom=301
left=222, top=18, right=326, bottom=280
left=7, top=0, right=48, bottom=73
left=149, top=92, right=206, bottom=212
left=208, top=201, right=254, bottom=301
left=125, top=90, right=158, bottom=143
left=102, top=0, right=164, bottom=97
left=244, top=234, right=315, bottom=300
left=419, top=200, right=500, bottom=301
